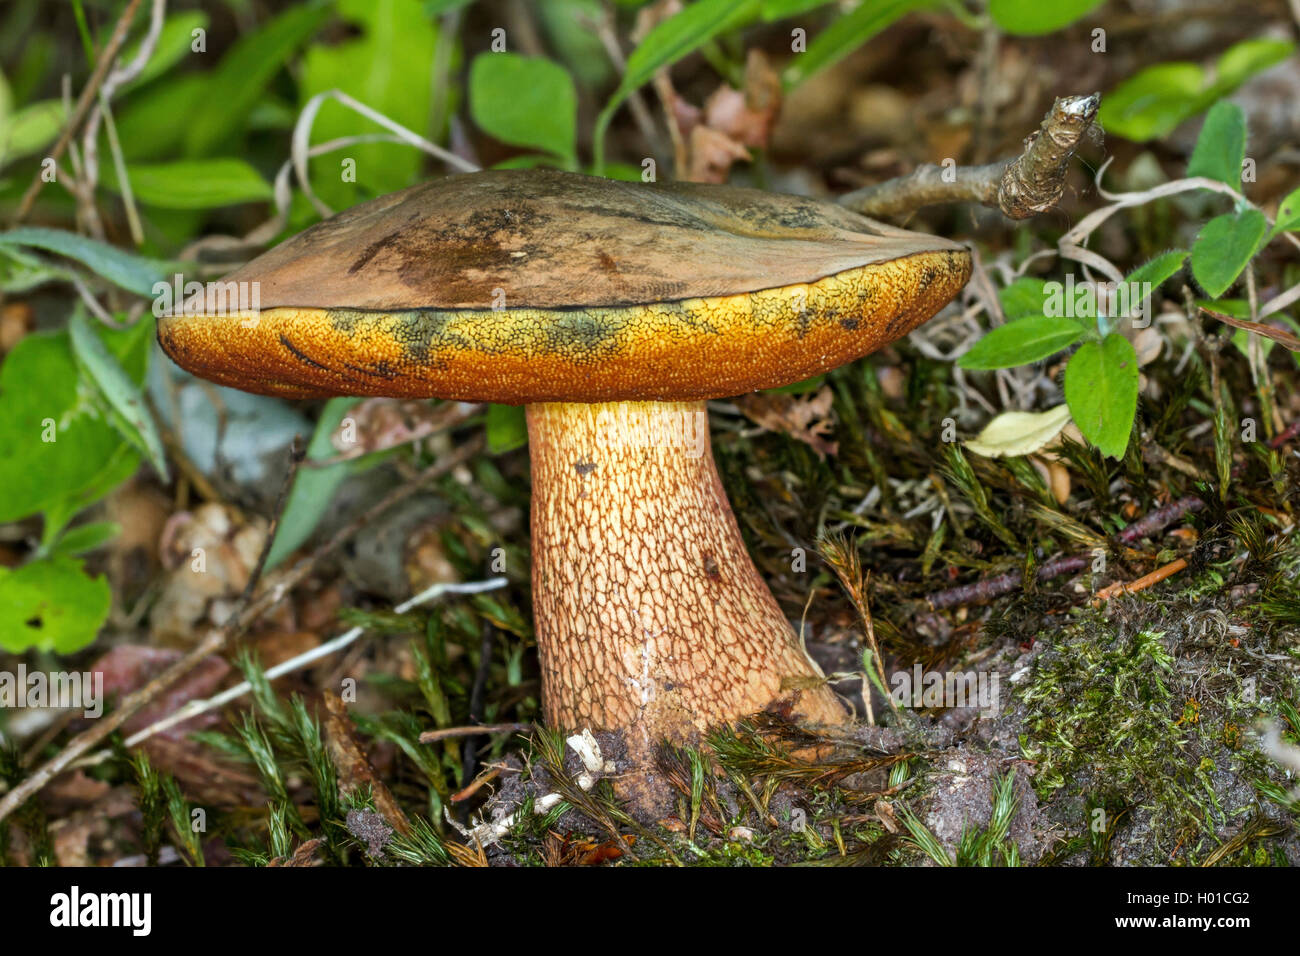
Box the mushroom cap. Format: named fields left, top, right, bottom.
left=158, top=169, right=971, bottom=403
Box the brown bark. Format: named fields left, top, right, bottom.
left=526, top=400, right=847, bottom=773
left=838, top=93, right=1100, bottom=221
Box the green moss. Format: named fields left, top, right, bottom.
left=1013, top=560, right=1300, bottom=864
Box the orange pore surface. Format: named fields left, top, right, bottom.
left=157, top=248, right=971, bottom=404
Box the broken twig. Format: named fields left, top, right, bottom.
left=0, top=438, right=485, bottom=825
left=838, top=93, right=1100, bottom=221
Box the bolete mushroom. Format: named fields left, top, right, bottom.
left=158, top=169, right=970, bottom=784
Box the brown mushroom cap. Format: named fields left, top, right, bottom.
left=158, top=169, right=971, bottom=403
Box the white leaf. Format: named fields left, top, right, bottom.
left=965, top=404, right=1073, bottom=458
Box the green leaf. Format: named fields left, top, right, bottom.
left=783, top=0, right=925, bottom=88
left=0, top=227, right=172, bottom=296
left=104, top=158, right=274, bottom=209
left=0, top=326, right=144, bottom=524
left=264, top=398, right=363, bottom=571
left=1191, top=209, right=1267, bottom=299
left=988, top=0, right=1103, bottom=36
left=41, top=446, right=142, bottom=549
left=0, top=99, right=67, bottom=163
left=958, top=316, right=1085, bottom=370
left=185, top=2, right=331, bottom=156
left=621, top=0, right=758, bottom=94
left=112, top=74, right=209, bottom=162
left=121, top=11, right=210, bottom=92
left=1269, top=186, right=1300, bottom=238
left=51, top=521, right=121, bottom=557
left=1123, top=249, right=1188, bottom=317
left=998, top=277, right=1050, bottom=320
left=486, top=404, right=528, bottom=454
left=537, top=0, right=617, bottom=90
left=1064, top=334, right=1139, bottom=459
left=760, top=0, right=834, bottom=19
left=1099, top=63, right=1205, bottom=142
left=0, top=243, right=79, bottom=294
left=1100, top=39, right=1294, bottom=143
left=0, top=556, right=111, bottom=654
left=68, top=310, right=168, bottom=481
left=1213, top=38, right=1294, bottom=93
left=489, top=153, right=572, bottom=170
left=470, top=54, right=577, bottom=162
left=1187, top=101, right=1246, bottom=188
left=300, top=0, right=439, bottom=209
left=1124, top=249, right=1188, bottom=292
left=594, top=0, right=760, bottom=170
left=424, top=0, right=475, bottom=13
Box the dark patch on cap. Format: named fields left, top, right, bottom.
left=280, top=334, right=333, bottom=372
left=343, top=359, right=399, bottom=379
left=348, top=229, right=404, bottom=275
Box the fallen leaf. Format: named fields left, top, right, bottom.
left=91, top=644, right=231, bottom=740
left=1046, top=459, right=1071, bottom=504
left=701, top=50, right=781, bottom=149
left=1131, top=326, right=1164, bottom=366
left=152, top=503, right=270, bottom=645
left=965, top=404, right=1073, bottom=458
left=321, top=690, right=412, bottom=837
left=660, top=47, right=779, bottom=184
left=735, top=386, right=838, bottom=458
left=329, top=398, right=477, bottom=459
left=268, top=837, right=324, bottom=867
left=1, top=302, right=34, bottom=353
left=687, top=124, right=750, bottom=184
left=1201, top=306, right=1300, bottom=351
left=876, top=799, right=900, bottom=834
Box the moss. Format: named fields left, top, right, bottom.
left=1012, top=554, right=1300, bottom=864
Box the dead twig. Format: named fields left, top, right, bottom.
left=927, top=553, right=1090, bottom=610
left=421, top=723, right=533, bottom=744
left=1200, top=306, right=1300, bottom=352
left=462, top=621, right=497, bottom=785
left=111, top=577, right=506, bottom=752
left=0, top=437, right=484, bottom=825
left=10, top=0, right=144, bottom=225
left=1091, top=557, right=1189, bottom=606
left=838, top=93, right=1100, bottom=221
left=239, top=436, right=304, bottom=606
left=925, top=414, right=1297, bottom=610
left=450, top=764, right=505, bottom=803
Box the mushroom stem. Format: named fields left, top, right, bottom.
left=526, top=400, right=846, bottom=764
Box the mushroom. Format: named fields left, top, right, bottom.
left=158, top=169, right=970, bottom=788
